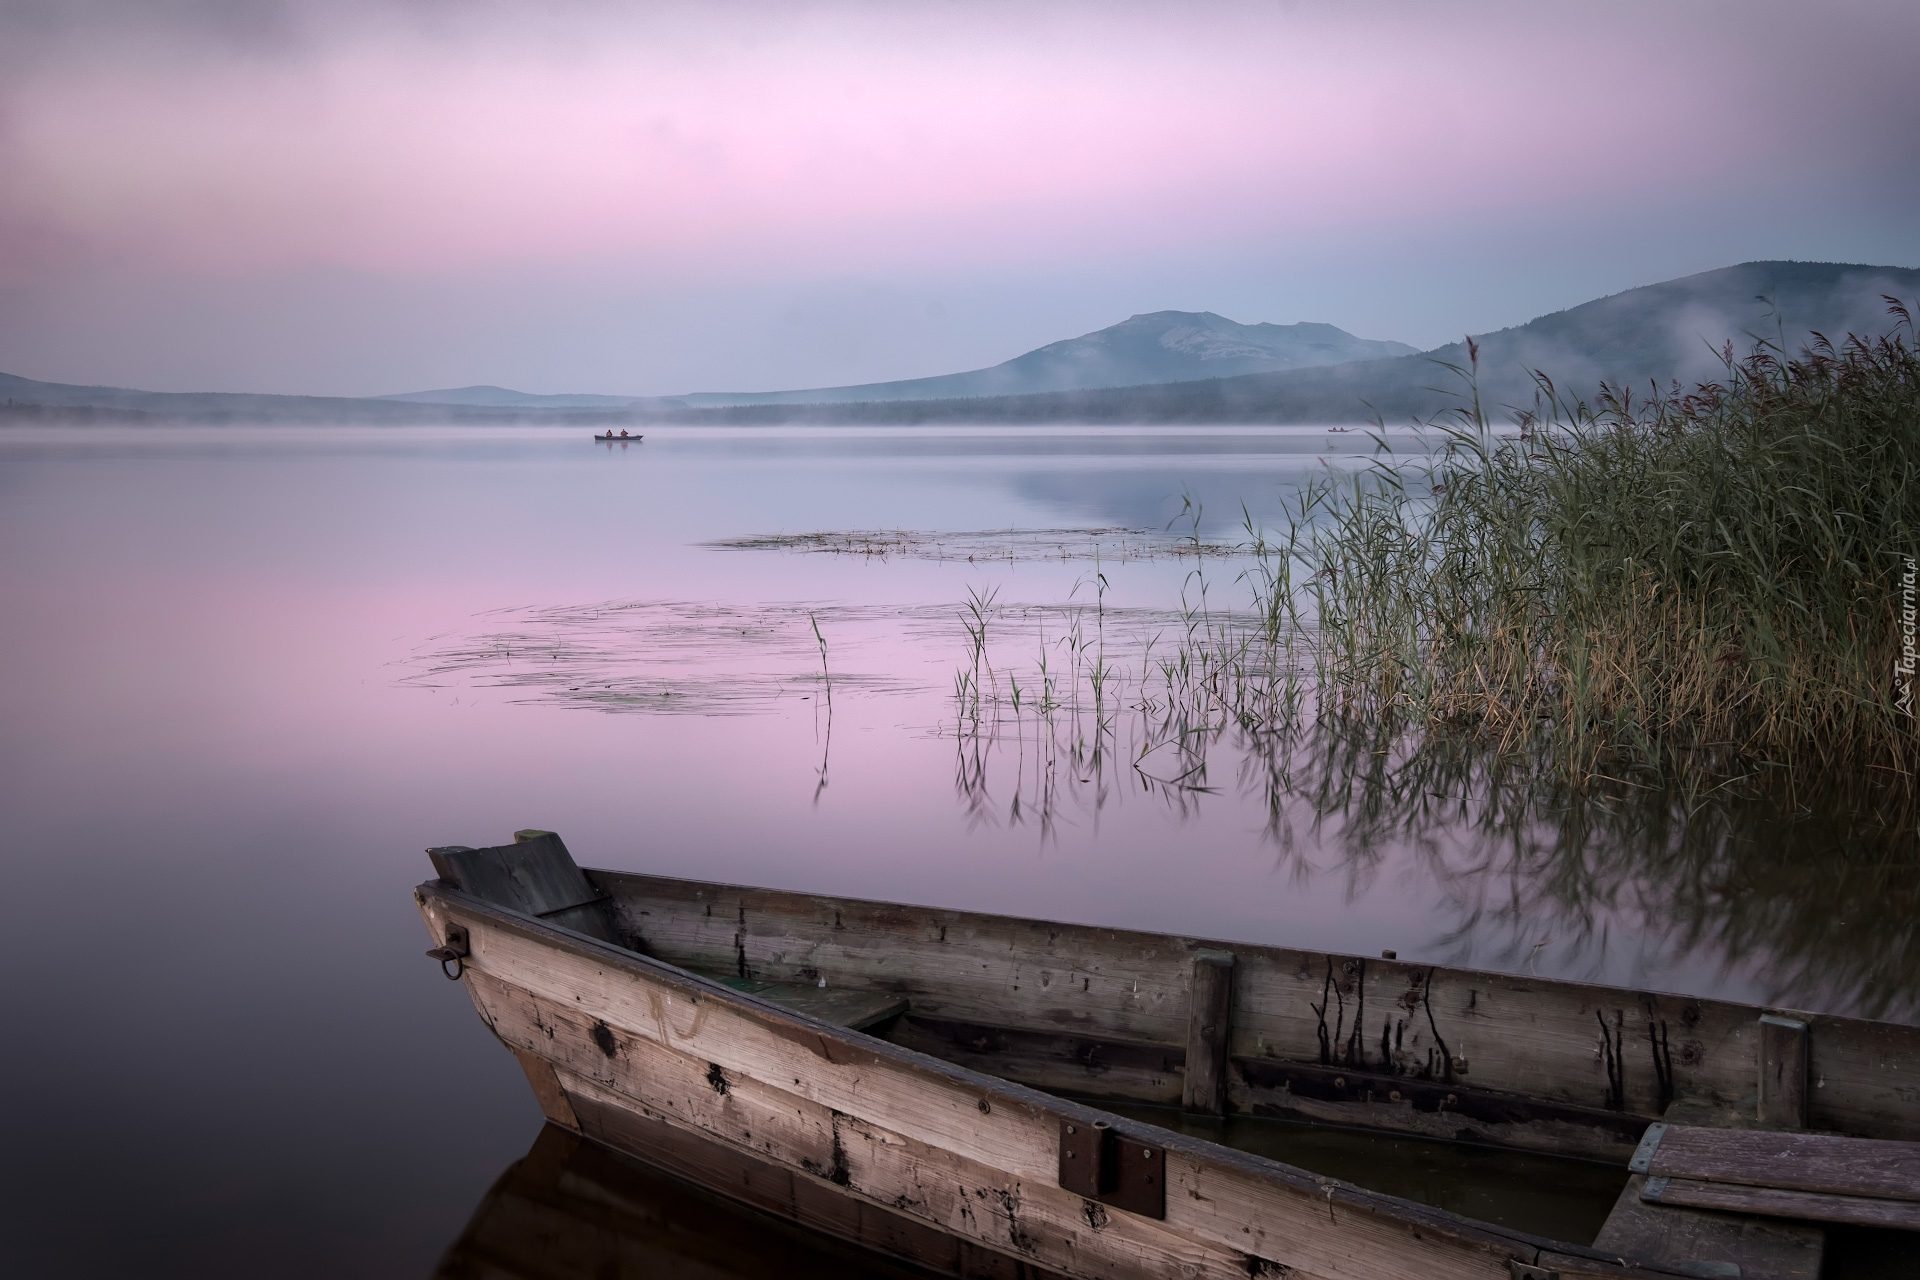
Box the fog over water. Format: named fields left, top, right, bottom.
left=2, top=423, right=1912, bottom=1276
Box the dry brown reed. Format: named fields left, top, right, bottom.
left=1302, top=306, right=1919, bottom=798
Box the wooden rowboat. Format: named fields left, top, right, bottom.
left=592, top=432, right=643, bottom=442
left=418, top=831, right=1920, bottom=1279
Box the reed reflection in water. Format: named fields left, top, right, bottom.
left=944, top=599, right=1920, bottom=1023
left=396, top=563, right=1919, bottom=1024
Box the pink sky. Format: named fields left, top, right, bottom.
left=1, top=1, right=1916, bottom=395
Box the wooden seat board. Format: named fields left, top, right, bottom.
left=1647, top=1124, right=1920, bottom=1204
left=1644, top=1176, right=1920, bottom=1232
left=1592, top=1174, right=1823, bottom=1280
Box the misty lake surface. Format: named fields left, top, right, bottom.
left=2, top=424, right=1914, bottom=1277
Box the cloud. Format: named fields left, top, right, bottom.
left=1, top=1, right=1916, bottom=392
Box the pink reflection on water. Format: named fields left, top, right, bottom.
left=1, top=425, right=1898, bottom=1024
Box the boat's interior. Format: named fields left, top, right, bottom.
left=575, top=866, right=1920, bottom=1271
left=582, top=867, right=1672, bottom=1237
left=675, top=965, right=1632, bottom=1238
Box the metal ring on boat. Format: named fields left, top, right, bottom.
left=426, top=925, right=471, bottom=980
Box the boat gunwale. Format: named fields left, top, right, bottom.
left=416, top=876, right=1696, bottom=1276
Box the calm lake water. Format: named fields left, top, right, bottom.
left=2, top=424, right=1913, bottom=1277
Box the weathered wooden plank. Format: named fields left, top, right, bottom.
left=592, top=870, right=1920, bottom=1144
left=1646, top=1125, right=1920, bottom=1203
left=562, top=1084, right=1069, bottom=1279
left=431, top=833, right=623, bottom=946
left=1593, top=1174, right=1823, bottom=1280
left=507, top=1046, right=579, bottom=1132
left=708, top=974, right=909, bottom=1031
left=467, top=968, right=1270, bottom=1280
left=1803, top=1011, right=1920, bottom=1138
left=1757, top=1015, right=1810, bottom=1130
left=1644, top=1176, right=1920, bottom=1231
left=614, top=876, right=1194, bottom=1044
left=1233, top=1058, right=1648, bottom=1163
left=890, top=1015, right=1183, bottom=1105
left=1534, top=1252, right=1731, bottom=1280
left=1183, top=950, right=1234, bottom=1116
left=423, top=883, right=1584, bottom=1280
left=888, top=1012, right=1648, bottom=1161
left=1233, top=955, right=1693, bottom=1122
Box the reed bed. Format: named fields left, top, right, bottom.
left=951, top=309, right=1918, bottom=835
left=1302, top=311, right=1919, bottom=793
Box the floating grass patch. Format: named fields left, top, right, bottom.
left=395, top=600, right=933, bottom=715
left=704, top=526, right=1248, bottom=562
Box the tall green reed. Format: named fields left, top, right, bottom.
left=1302, top=308, right=1918, bottom=793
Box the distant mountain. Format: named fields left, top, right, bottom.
left=376, top=385, right=641, bottom=409
left=1413, top=259, right=1920, bottom=409
left=662, top=313, right=1416, bottom=408
left=667, top=261, right=1920, bottom=426
left=369, top=313, right=1414, bottom=410
left=0, top=370, right=642, bottom=424
left=8, top=262, right=1911, bottom=426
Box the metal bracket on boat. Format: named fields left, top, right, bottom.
left=426, top=925, right=470, bottom=980
left=1628, top=1121, right=1668, bottom=1173
left=1058, top=1119, right=1165, bottom=1219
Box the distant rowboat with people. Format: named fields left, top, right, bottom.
left=593, top=430, right=642, bottom=442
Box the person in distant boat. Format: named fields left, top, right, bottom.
left=618, top=429, right=630, bottom=437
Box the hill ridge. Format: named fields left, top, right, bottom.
left=663, top=310, right=1416, bottom=407
left=5, top=261, right=1912, bottom=425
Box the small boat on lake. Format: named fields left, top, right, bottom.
left=419, top=831, right=1920, bottom=1280
left=593, top=431, right=642, bottom=442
